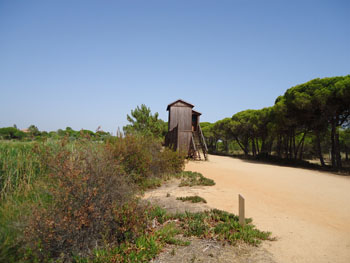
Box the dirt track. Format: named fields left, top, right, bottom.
left=184, top=155, right=350, bottom=263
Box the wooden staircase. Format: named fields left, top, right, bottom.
left=190, top=125, right=208, bottom=160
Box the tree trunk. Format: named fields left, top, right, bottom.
left=277, top=135, right=282, bottom=158
left=252, top=138, right=256, bottom=156
left=295, top=132, right=307, bottom=160
left=289, top=133, right=293, bottom=159
left=331, top=119, right=336, bottom=168
left=267, top=139, right=274, bottom=155
left=316, top=131, right=326, bottom=167
left=292, top=129, right=297, bottom=159
left=234, top=136, right=249, bottom=156
left=283, top=135, right=289, bottom=158
left=261, top=138, right=266, bottom=154
left=224, top=140, right=229, bottom=153
left=345, top=146, right=349, bottom=161
left=286, top=135, right=290, bottom=158
left=256, top=138, right=260, bottom=154
left=335, top=128, right=342, bottom=168
left=299, top=138, right=305, bottom=160
left=244, top=137, right=249, bottom=156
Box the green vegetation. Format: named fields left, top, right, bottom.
left=84, top=205, right=273, bottom=262
left=70, top=212, right=190, bottom=263
left=0, top=135, right=184, bottom=262
left=151, top=208, right=273, bottom=246
left=0, top=125, right=112, bottom=142
left=202, top=75, right=350, bottom=170
left=0, top=127, right=26, bottom=140
left=123, top=104, right=167, bottom=139
left=0, top=136, right=271, bottom=262
left=178, top=171, right=215, bottom=187
left=0, top=103, right=275, bottom=262
left=0, top=141, right=44, bottom=197
left=176, top=195, right=207, bottom=203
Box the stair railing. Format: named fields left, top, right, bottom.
left=190, top=132, right=200, bottom=160
left=198, top=125, right=208, bottom=160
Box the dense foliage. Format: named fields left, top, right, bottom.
left=0, top=136, right=270, bottom=262
left=202, top=76, right=350, bottom=169
left=123, top=104, right=167, bottom=138
left=0, top=125, right=112, bottom=141
left=0, top=102, right=281, bottom=262
left=0, top=136, right=184, bottom=262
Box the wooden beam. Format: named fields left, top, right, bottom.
left=239, top=194, right=245, bottom=226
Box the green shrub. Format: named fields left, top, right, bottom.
left=176, top=195, right=207, bottom=203
left=109, top=135, right=154, bottom=182
left=0, top=127, right=27, bottom=140
left=178, top=171, right=215, bottom=187
left=149, top=206, right=168, bottom=224
left=150, top=147, right=185, bottom=176
left=152, top=209, right=273, bottom=246
left=184, top=212, right=210, bottom=237
left=108, top=135, right=184, bottom=186
left=91, top=222, right=188, bottom=263
left=0, top=135, right=186, bottom=262
left=139, top=177, right=162, bottom=190
left=23, top=141, right=137, bottom=261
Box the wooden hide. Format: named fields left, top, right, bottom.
left=166, top=100, right=193, bottom=153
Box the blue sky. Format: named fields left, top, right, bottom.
left=1, top=0, right=349, bottom=133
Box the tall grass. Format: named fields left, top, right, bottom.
left=0, top=140, right=59, bottom=262
left=0, top=141, right=48, bottom=198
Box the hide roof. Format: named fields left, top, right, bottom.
left=166, top=99, right=194, bottom=111
left=192, top=110, right=202, bottom=116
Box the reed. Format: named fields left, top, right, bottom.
left=0, top=141, right=47, bottom=262
left=0, top=141, right=42, bottom=198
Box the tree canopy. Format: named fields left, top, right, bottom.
left=123, top=104, right=166, bottom=138
left=201, top=75, right=350, bottom=169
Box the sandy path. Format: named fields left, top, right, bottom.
left=185, top=155, right=350, bottom=263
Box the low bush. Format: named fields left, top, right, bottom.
left=23, top=141, right=138, bottom=261
left=153, top=208, right=273, bottom=246
left=107, top=135, right=154, bottom=183
left=90, top=221, right=188, bottom=263
left=176, top=195, right=207, bottom=203
left=108, top=135, right=185, bottom=186
left=178, top=171, right=215, bottom=187
left=72, top=206, right=273, bottom=262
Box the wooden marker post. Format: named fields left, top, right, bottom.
left=239, top=194, right=245, bottom=226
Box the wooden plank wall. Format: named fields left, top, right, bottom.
left=165, top=125, right=178, bottom=151
left=169, top=103, right=192, bottom=154
left=178, top=131, right=192, bottom=153
left=167, top=101, right=194, bottom=155
left=169, top=103, right=192, bottom=131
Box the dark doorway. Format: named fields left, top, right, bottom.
left=192, top=115, right=198, bottom=131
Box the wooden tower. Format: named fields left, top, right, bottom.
left=165, top=99, right=208, bottom=160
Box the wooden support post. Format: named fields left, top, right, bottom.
left=239, top=194, right=245, bottom=226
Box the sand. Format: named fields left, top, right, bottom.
left=183, top=155, right=350, bottom=263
